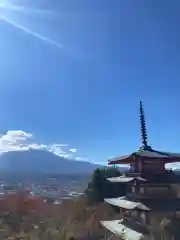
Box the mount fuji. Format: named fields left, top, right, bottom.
left=0, top=149, right=103, bottom=175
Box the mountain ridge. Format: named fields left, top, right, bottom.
left=0, top=149, right=105, bottom=175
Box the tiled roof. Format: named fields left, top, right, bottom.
left=107, top=176, right=147, bottom=183
left=105, top=196, right=180, bottom=211
left=109, top=154, right=132, bottom=162
left=135, top=149, right=180, bottom=158
left=104, top=196, right=150, bottom=211
left=108, top=148, right=180, bottom=165
left=110, top=149, right=180, bottom=161
left=101, top=219, right=146, bottom=240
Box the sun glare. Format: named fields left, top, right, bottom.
left=0, top=1, right=28, bottom=18
left=0, top=0, right=11, bottom=7
left=0, top=2, right=17, bottom=10
left=0, top=0, right=65, bottom=50
left=0, top=0, right=12, bottom=16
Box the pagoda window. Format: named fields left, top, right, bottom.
left=146, top=212, right=150, bottom=224
left=130, top=163, right=135, bottom=172
left=137, top=159, right=142, bottom=172
left=145, top=186, right=169, bottom=196
left=124, top=210, right=130, bottom=217
left=175, top=211, right=180, bottom=218
left=140, top=212, right=147, bottom=224
left=132, top=186, right=136, bottom=193
left=131, top=210, right=138, bottom=218
left=140, top=187, right=145, bottom=194
left=120, top=208, right=125, bottom=216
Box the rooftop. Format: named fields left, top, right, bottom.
left=109, top=148, right=180, bottom=164
left=107, top=176, right=147, bottom=183
left=104, top=196, right=150, bottom=211
left=104, top=196, right=180, bottom=211
left=101, top=218, right=147, bottom=240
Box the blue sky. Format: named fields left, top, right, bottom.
left=0, top=0, right=180, bottom=163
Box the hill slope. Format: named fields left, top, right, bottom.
left=0, top=149, right=102, bottom=175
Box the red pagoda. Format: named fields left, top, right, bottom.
left=101, top=101, right=180, bottom=240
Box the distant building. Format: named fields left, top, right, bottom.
left=101, top=101, right=180, bottom=240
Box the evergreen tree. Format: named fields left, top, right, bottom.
left=85, top=167, right=127, bottom=204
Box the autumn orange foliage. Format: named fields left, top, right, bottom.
left=0, top=192, right=117, bottom=239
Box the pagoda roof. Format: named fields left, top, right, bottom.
left=108, top=148, right=180, bottom=164
left=104, top=196, right=180, bottom=211
left=101, top=218, right=147, bottom=240
left=104, top=196, right=150, bottom=211
left=107, top=176, right=147, bottom=183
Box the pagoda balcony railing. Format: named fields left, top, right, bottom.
left=119, top=216, right=148, bottom=230
left=127, top=170, right=179, bottom=184
left=127, top=192, right=175, bottom=199
left=143, top=175, right=178, bottom=184
left=126, top=172, right=141, bottom=177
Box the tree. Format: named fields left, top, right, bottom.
left=85, top=167, right=127, bottom=204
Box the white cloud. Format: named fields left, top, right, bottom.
left=70, top=148, right=76, bottom=153
left=52, top=144, right=68, bottom=147
left=166, top=162, right=180, bottom=170
left=0, top=130, right=32, bottom=152
left=49, top=144, right=67, bottom=156
left=1, top=130, right=32, bottom=143
left=0, top=130, right=87, bottom=161
left=75, top=156, right=88, bottom=161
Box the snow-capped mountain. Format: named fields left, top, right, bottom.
left=0, top=149, right=103, bottom=174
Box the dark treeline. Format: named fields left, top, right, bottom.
left=85, top=167, right=126, bottom=204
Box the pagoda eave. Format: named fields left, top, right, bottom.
left=107, top=176, right=147, bottom=183
left=108, top=156, right=133, bottom=165
left=101, top=219, right=146, bottom=240
left=108, top=157, right=180, bottom=165
left=104, top=197, right=150, bottom=211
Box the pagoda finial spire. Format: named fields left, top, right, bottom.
left=140, top=101, right=148, bottom=147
